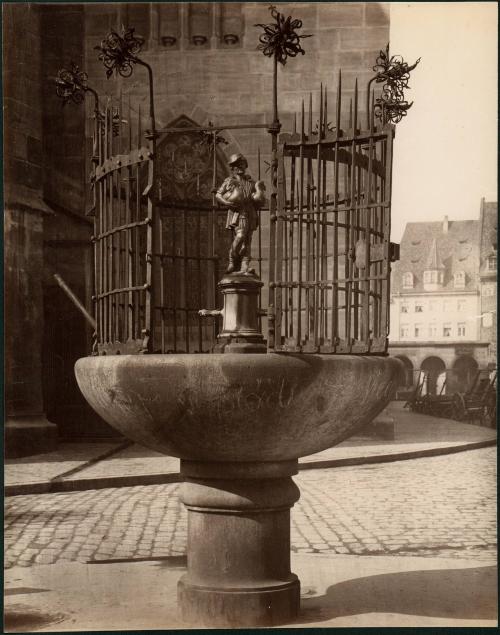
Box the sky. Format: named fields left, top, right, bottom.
left=389, top=2, right=498, bottom=241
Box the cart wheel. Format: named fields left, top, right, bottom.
left=453, top=393, right=466, bottom=421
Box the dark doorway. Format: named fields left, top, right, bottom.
left=395, top=355, right=414, bottom=390
left=421, top=356, right=446, bottom=396
left=453, top=356, right=479, bottom=393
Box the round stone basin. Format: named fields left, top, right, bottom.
left=75, top=353, right=400, bottom=462
left=75, top=352, right=401, bottom=627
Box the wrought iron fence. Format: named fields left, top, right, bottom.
left=151, top=123, right=269, bottom=353
left=268, top=79, right=398, bottom=354
left=54, top=7, right=419, bottom=357
left=93, top=99, right=153, bottom=354
left=92, top=103, right=269, bottom=354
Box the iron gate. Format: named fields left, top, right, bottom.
left=93, top=99, right=153, bottom=355
left=92, top=101, right=268, bottom=355
left=153, top=118, right=230, bottom=353
left=268, top=80, right=397, bottom=354
left=152, top=123, right=267, bottom=353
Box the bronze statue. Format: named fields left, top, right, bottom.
left=216, top=153, right=266, bottom=275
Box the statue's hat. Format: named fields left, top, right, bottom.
left=228, top=153, right=247, bottom=166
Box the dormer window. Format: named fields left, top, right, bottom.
left=423, top=238, right=445, bottom=290
left=424, top=270, right=436, bottom=284
left=454, top=270, right=465, bottom=289
left=402, top=272, right=414, bottom=289
left=423, top=269, right=444, bottom=286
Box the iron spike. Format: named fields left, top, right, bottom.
left=370, top=89, right=375, bottom=131
left=107, top=98, right=112, bottom=159
left=324, top=85, right=328, bottom=134
left=308, top=92, right=313, bottom=136
left=128, top=94, right=132, bottom=151
left=336, top=70, right=342, bottom=132
left=118, top=88, right=123, bottom=153
left=137, top=103, right=142, bottom=149
left=353, top=78, right=358, bottom=131
left=301, top=99, right=305, bottom=138
left=319, top=83, right=323, bottom=138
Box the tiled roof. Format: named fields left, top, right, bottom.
left=392, top=218, right=480, bottom=294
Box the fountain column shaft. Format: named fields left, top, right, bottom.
left=178, top=460, right=300, bottom=627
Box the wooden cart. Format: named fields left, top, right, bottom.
left=453, top=370, right=497, bottom=427
left=404, top=370, right=429, bottom=413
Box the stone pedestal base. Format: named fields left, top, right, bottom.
left=178, top=459, right=301, bottom=627
left=5, top=415, right=57, bottom=458
left=213, top=273, right=267, bottom=354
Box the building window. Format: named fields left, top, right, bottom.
left=414, top=324, right=422, bottom=338
left=487, top=254, right=497, bottom=271
left=424, top=270, right=437, bottom=284
left=402, top=272, right=414, bottom=289
left=400, top=325, right=409, bottom=338
left=457, top=299, right=466, bottom=311
left=429, top=300, right=436, bottom=312
left=482, top=284, right=495, bottom=297
left=457, top=322, right=466, bottom=337
left=401, top=302, right=409, bottom=313
left=454, top=271, right=465, bottom=289
left=428, top=324, right=437, bottom=338
left=415, top=303, right=424, bottom=313
left=423, top=269, right=444, bottom=285
left=443, top=323, right=452, bottom=337
left=443, top=300, right=451, bottom=313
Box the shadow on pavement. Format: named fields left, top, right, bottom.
left=4, top=604, right=67, bottom=632
left=299, top=565, right=497, bottom=623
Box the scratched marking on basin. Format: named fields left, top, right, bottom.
left=178, top=377, right=296, bottom=418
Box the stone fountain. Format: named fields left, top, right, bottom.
left=75, top=268, right=400, bottom=627
left=72, top=8, right=418, bottom=626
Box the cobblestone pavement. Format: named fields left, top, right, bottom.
left=5, top=448, right=496, bottom=569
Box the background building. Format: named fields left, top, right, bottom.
left=389, top=199, right=497, bottom=396
left=4, top=2, right=390, bottom=454
left=478, top=199, right=497, bottom=365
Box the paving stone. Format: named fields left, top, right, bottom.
left=4, top=449, right=497, bottom=568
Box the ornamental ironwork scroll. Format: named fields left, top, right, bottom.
left=94, top=26, right=145, bottom=78
left=96, top=25, right=156, bottom=135
left=53, top=64, right=121, bottom=135
left=368, top=44, right=421, bottom=125
left=54, top=63, right=90, bottom=106
left=255, top=5, right=312, bottom=66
